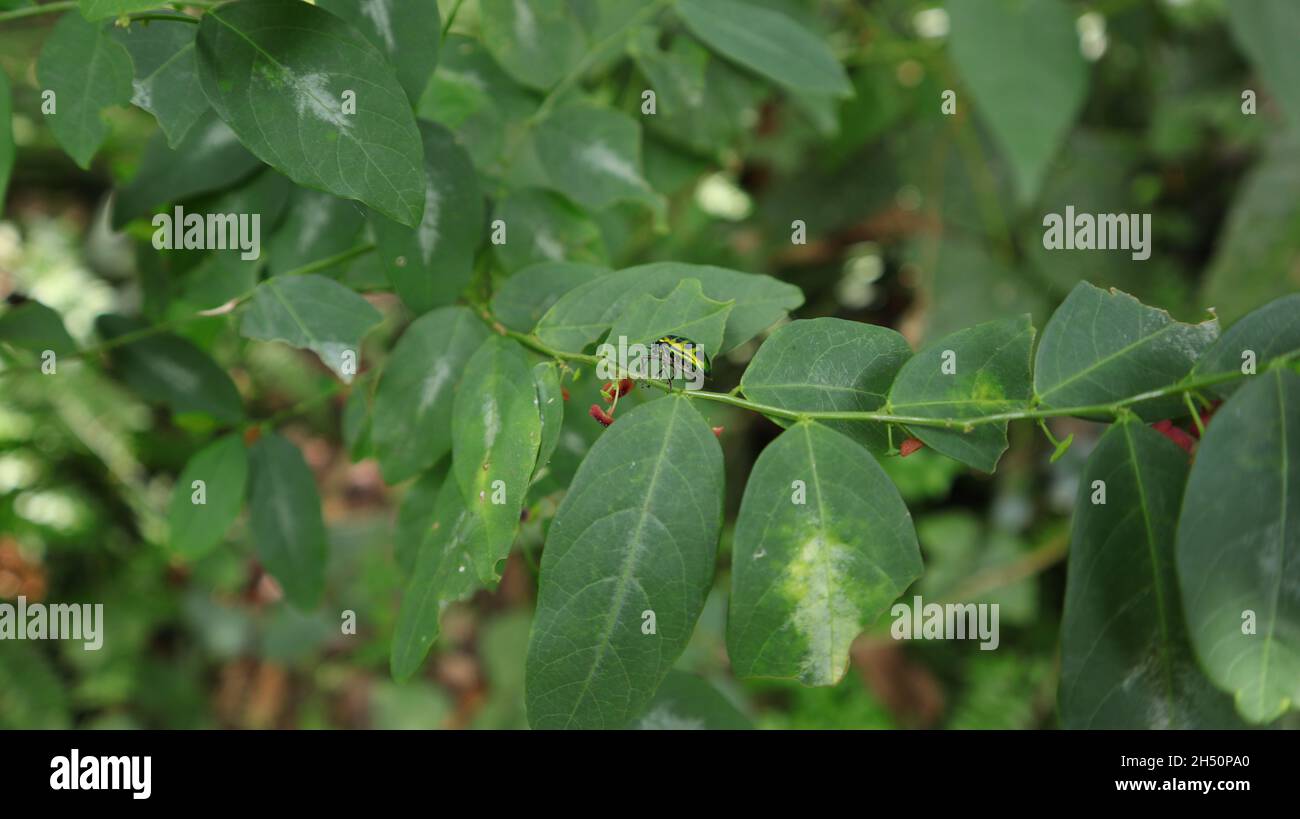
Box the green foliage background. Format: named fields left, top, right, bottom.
left=0, top=0, right=1297, bottom=730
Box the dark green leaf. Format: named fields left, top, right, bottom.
left=371, top=306, right=488, bottom=483
left=168, top=434, right=248, bottom=559
left=266, top=188, right=366, bottom=275
left=1226, top=0, right=1300, bottom=130
left=341, top=383, right=372, bottom=462
left=491, top=188, right=607, bottom=274
left=887, top=315, right=1034, bottom=472
left=195, top=0, right=426, bottom=225
left=532, top=361, right=564, bottom=480
left=111, top=14, right=208, bottom=147
left=392, top=463, right=446, bottom=576
left=97, top=314, right=244, bottom=423
left=371, top=121, right=483, bottom=314
left=629, top=671, right=753, bottom=729
left=1059, top=419, right=1241, bottom=728
left=605, top=278, right=732, bottom=357
left=239, top=274, right=382, bottom=383
left=1193, top=294, right=1300, bottom=397
left=451, top=336, right=542, bottom=583
left=36, top=12, right=133, bottom=169
left=536, top=261, right=803, bottom=355
left=0, top=300, right=77, bottom=356
left=532, top=105, right=665, bottom=218
left=78, top=0, right=159, bottom=20
left=479, top=0, right=586, bottom=91
left=526, top=396, right=723, bottom=729
left=490, top=261, right=609, bottom=332
left=1177, top=369, right=1300, bottom=724
left=1034, top=282, right=1218, bottom=419
left=728, top=422, right=920, bottom=685
left=247, top=433, right=327, bottom=609
left=318, top=0, right=440, bottom=105
left=675, top=0, right=850, bottom=97
left=740, top=317, right=912, bottom=453
left=0, top=68, right=13, bottom=206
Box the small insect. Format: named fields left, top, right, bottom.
left=651, top=335, right=711, bottom=390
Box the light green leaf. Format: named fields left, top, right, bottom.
left=740, top=317, right=912, bottom=453
left=1226, top=0, right=1300, bottom=130
left=451, top=336, right=542, bottom=583
left=675, top=0, right=850, bottom=98
left=728, top=422, right=920, bottom=686
left=536, top=261, right=803, bottom=355
left=532, top=361, right=564, bottom=480
left=371, top=306, right=488, bottom=483
left=168, top=434, right=248, bottom=559
left=1193, top=294, right=1300, bottom=397
left=111, top=111, right=262, bottom=228
left=888, top=315, right=1034, bottom=472
left=526, top=396, right=723, bottom=729
left=490, top=261, right=610, bottom=332
left=78, top=0, right=160, bottom=20
left=1034, top=282, right=1218, bottom=419
left=490, top=188, right=607, bottom=274
left=1059, top=419, right=1241, bottom=728
left=36, top=12, right=133, bottom=169
left=239, top=274, right=382, bottom=383
left=0, top=68, right=13, bottom=206
left=605, top=278, right=732, bottom=357
left=391, top=471, right=486, bottom=680
left=946, top=0, right=1088, bottom=203
left=111, top=14, right=208, bottom=147
left=479, top=0, right=586, bottom=91
left=533, top=105, right=665, bottom=218
left=0, top=300, right=77, bottom=356
left=630, top=671, right=753, bottom=729
left=1177, top=368, right=1300, bottom=724
left=247, top=433, right=327, bottom=609
left=96, top=314, right=244, bottom=423
left=371, top=121, right=483, bottom=314
left=195, top=0, right=426, bottom=226
left=318, top=0, right=440, bottom=104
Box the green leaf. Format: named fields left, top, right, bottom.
left=451, top=336, right=542, bottom=583
left=1226, top=0, right=1300, bottom=130
left=887, top=315, right=1034, bottom=472
left=370, top=121, right=483, bottom=314
left=490, top=188, right=607, bottom=274
left=728, top=422, right=920, bottom=686
left=0, top=300, right=77, bottom=356
left=195, top=0, right=426, bottom=226
left=740, top=317, right=912, bottom=453
left=239, top=274, right=382, bottom=383
left=675, top=0, right=850, bottom=98
left=1059, top=419, right=1241, bottom=728
left=36, top=12, right=133, bottom=169
left=0, top=68, right=13, bottom=206
left=78, top=0, right=161, bottom=20
left=536, top=261, right=804, bottom=355
left=318, top=0, right=440, bottom=105
left=371, top=306, right=488, bottom=483
left=247, top=433, right=327, bottom=609
left=479, top=0, right=586, bottom=91
left=1177, top=368, right=1300, bottom=724
left=525, top=396, right=723, bottom=729
left=946, top=0, right=1088, bottom=203
left=266, top=188, right=365, bottom=276
left=532, top=105, right=665, bottom=218
left=1193, top=294, right=1300, bottom=397
left=605, top=278, right=732, bottom=358
left=111, top=14, right=208, bottom=147
left=630, top=671, right=753, bottom=729
left=168, top=434, right=248, bottom=559
left=1034, top=282, right=1218, bottom=419
left=391, top=471, right=486, bottom=680
left=532, top=361, right=564, bottom=480
left=393, top=464, right=446, bottom=577
left=111, top=112, right=262, bottom=228
left=96, top=314, right=244, bottom=423
left=341, top=383, right=372, bottom=462
left=490, top=261, right=610, bottom=332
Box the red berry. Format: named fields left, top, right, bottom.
left=712, top=426, right=724, bottom=438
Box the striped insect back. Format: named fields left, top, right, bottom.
left=651, top=335, right=711, bottom=389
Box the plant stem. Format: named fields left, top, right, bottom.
left=0, top=1, right=77, bottom=23
left=441, top=0, right=464, bottom=38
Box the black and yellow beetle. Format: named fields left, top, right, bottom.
left=651, top=334, right=711, bottom=389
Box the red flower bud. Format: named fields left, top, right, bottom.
left=899, top=437, right=924, bottom=457
left=712, top=426, right=724, bottom=438
left=589, top=404, right=614, bottom=427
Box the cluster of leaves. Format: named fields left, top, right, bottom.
left=1, top=0, right=1299, bottom=731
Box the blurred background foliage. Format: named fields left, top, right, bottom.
left=1, top=0, right=1297, bottom=729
